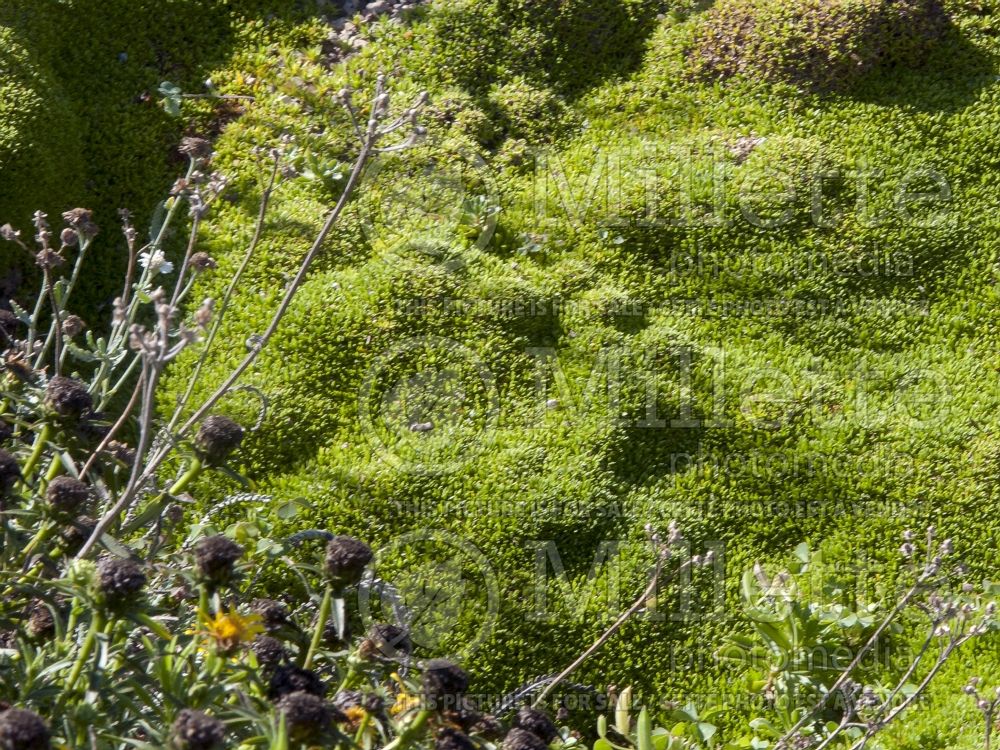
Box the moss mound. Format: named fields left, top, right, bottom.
left=688, top=0, right=949, bottom=90
left=0, top=24, right=85, bottom=290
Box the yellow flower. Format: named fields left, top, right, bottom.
left=389, top=672, right=421, bottom=716
left=196, top=608, right=264, bottom=652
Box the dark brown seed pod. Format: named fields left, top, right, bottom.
left=45, top=476, right=90, bottom=514
left=0, top=708, right=51, bottom=750
left=45, top=376, right=92, bottom=419
left=169, top=708, right=225, bottom=750
left=422, top=659, right=469, bottom=710
left=268, top=665, right=326, bottom=700
left=96, top=556, right=146, bottom=607
left=0, top=450, right=21, bottom=493
left=513, top=707, right=559, bottom=744
left=194, top=416, right=244, bottom=466
left=323, top=536, right=372, bottom=588
left=503, top=728, right=549, bottom=750
left=250, top=636, right=288, bottom=668
left=276, top=691, right=342, bottom=742
left=436, top=728, right=476, bottom=750
left=193, top=535, right=243, bottom=585
left=26, top=601, right=55, bottom=640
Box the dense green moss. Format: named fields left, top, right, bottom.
left=2, top=0, right=998, bottom=745
left=688, top=0, right=950, bottom=91
left=0, top=24, right=85, bottom=290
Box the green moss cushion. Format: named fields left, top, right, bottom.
left=688, top=0, right=949, bottom=90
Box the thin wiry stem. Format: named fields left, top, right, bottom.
left=533, top=554, right=694, bottom=708
left=75, top=76, right=399, bottom=560
left=165, top=155, right=281, bottom=435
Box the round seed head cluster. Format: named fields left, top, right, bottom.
left=45, top=476, right=90, bottom=514
left=0, top=450, right=21, bottom=493
left=0, top=708, right=50, bottom=750
left=503, top=728, right=549, bottom=750
left=96, top=556, right=146, bottom=606
left=277, top=691, right=340, bottom=741
left=194, top=416, right=244, bottom=465
left=513, top=707, right=559, bottom=743
left=422, top=659, right=469, bottom=708
left=169, top=709, right=225, bottom=750
left=436, top=728, right=476, bottom=750
left=45, top=376, right=92, bottom=419
left=268, top=665, right=326, bottom=700
left=323, top=536, right=373, bottom=588
left=193, top=535, right=243, bottom=584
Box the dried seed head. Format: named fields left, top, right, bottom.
left=436, top=728, right=476, bottom=750
left=60, top=516, right=96, bottom=555
left=45, top=376, right=93, bottom=419
left=323, top=536, right=372, bottom=588
left=251, top=635, right=288, bottom=668
left=61, top=315, right=85, bottom=338
left=268, top=665, right=326, bottom=700
left=364, top=622, right=411, bottom=658
left=179, top=137, right=213, bottom=161
left=0, top=450, right=21, bottom=493
left=34, top=248, right=64, bottom=270
left=0, top=708, right=50, bottom=750
left=59, top=228, right=78, bottom=247
left=26, top=601, right=54, bottom=640
left=96, top=556, right=146, bottom=607
left=170, top=709, right=225, bottom=750
left=0, top=310, right=21, bottom=339
left=513, top=707, right=559, bottom=744
left=188, top=252, right=217, bottom=272
left=276, top=691, right=338, bottom=742
left=503, top=728, right=548, bottom=750
left=193, top=535, right=243, bottom=585
left=105, top=441, right=136, bottom=467
left=422, top=659, right=469, bottom=708
left=251, top=599, right=290, bottom=632
left=61, top=209, right=98, bottom=240
left=45, top=476, right=90, bottom=514
left=194, top=416, right=244, bottom=466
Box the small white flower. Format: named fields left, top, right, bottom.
left=139, top=250, right=174, bottom=276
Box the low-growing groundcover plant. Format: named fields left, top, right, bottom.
left=3, top=0, right=1000, bottom=747
left=0, top=130, right=996, bottom=747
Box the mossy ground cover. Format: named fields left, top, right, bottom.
left=4, top=0, right=1000, bottom=746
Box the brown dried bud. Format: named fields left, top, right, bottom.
left=323, top=536, right=373, bottom=588
left=61, top=315, right=85, bottom=338
left=170, top=709, right=225, bottom=750
left=26, top=601, right=55, bottom=640
left=35, top=248, right=64, bottom=270
left=45, top=376, right=92, bottom=419
left=0, top=449, right=21, bottom=493
left=179, top=137, right=213, bottom=160
left=0, top=708, right=50, bottom=750
left=194, top=415, right=244, bottom=466
left=62, top=208, right=98, bottom=239
left=193, top=535, right=243, bottom=585
left=45, top=476, right=90, bottom=514
left=188, top=252, right=217, bottom=272
left=96, top=555, right=146, bottom=607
